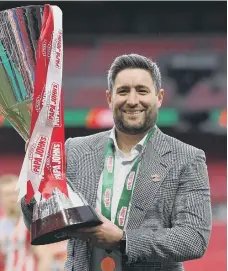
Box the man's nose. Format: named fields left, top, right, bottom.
left=126, top=89, right=139, bottom=106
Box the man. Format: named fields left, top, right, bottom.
left=21, top=54, right=212, bottom=271
left=0, top=174, right=64, bottom=271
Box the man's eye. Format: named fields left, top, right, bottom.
left=138, top=89, right=148, bottom=93
left=119, top=89, right=128, bottom=94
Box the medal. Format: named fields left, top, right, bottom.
left=101, top=256, right=116, bottom=271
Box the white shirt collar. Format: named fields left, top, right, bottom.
left=109, top=127, right=148, bottom=157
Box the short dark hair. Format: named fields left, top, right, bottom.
left=107, top=53, right=161, bottom=94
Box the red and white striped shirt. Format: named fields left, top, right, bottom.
left=0, top=216, right=37, bottom=271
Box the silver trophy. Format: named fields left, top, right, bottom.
left=0, top=5, right=101, bottom=245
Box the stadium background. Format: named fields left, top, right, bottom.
left=0, top=1, right=226, bottom=270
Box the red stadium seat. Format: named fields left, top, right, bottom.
left=207, top=160, right=227, bottom=203
left=180, top=74, right=227, bottom=112
left=63, top=46, right=92, bottom=75
left=184, top=222, right=227, bottom=271
left=70, top=88, right=108, bottom=108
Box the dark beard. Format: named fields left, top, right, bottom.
left=113, top=104, right=158, bottom=135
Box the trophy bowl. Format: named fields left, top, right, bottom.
left=0, top=5, right=102, bottom=245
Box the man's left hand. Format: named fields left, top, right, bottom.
left=67, top=210, right=123, bottom=250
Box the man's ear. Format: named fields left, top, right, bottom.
left=157, top=89, right=164, bottom=108
left=106, top=90, right=112, bottom=110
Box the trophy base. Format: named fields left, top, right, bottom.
left=31, top=205, right=102, bottom=245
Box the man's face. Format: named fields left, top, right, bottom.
left=0, top=181, right=19, bottom=213
left=106, top=68, right=164, bottom=135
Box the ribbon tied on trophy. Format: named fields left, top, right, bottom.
left=15, top=5, right=68, bottom=204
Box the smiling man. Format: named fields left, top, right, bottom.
left=21, top=54, right=212, bottom=271
left=109, top=66, right=162, bottom=133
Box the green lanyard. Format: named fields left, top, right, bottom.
left=101, top=127, right=155, bottom=229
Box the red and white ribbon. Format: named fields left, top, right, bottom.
left=17, top=5, right=68, bottom=203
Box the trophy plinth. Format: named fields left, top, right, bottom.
left=31, top=186, right=102, bottom=245
left=31, top=206, right=101, bottom=245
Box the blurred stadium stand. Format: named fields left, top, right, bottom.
left=61, top=37, right=226, bottom=107
left=0, top=1, right=226, bottom=270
